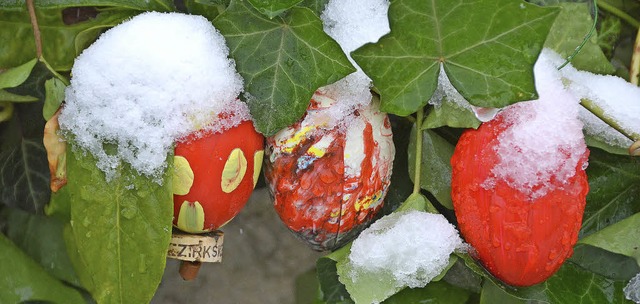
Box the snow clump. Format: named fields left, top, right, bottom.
left=625, top=272, right=640, bottom=303
left=483, top=49, right=587, bottom=200
left=347, top=211, right=463, bottom=289
left=59, top=12, right=247, bottom=180
left=315, top=0, right=390, bottom=130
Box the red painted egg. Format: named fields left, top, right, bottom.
left=264, top=91, right=395, bottom=251
left=173, top=120, right=264, bottom=233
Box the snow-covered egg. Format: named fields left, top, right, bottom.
left=173, top=120, right=264, bottom=233
left=264, top=91, right=395, bottom=251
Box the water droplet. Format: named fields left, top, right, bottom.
left=470, top=105, right=500, bottom=122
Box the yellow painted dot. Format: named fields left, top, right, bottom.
left=253, top=150, right=264, bottom=188
left=173, top=156, right=194, bottom=196
left=221, top=148, right=247, bottom=193
left=177, top=201, right=207, bottom=233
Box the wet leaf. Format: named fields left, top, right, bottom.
left=247, top=0, right=303, bottom=18
left=0, top=207, right=80, bottom=286
left=580, top=212, right=640, bottom=267
left=352, top=0, right=559, bottom=115
left=65, top=146, right=173, bottom=304
left=214, top=0, right=354, bottom=136
left=544, top=3, right=615, bottom=74
left=0, top=233, right=84, bottom=304
left=581, top=148, right=640, bottom=238
left=408, top=127, right=454, bottom=209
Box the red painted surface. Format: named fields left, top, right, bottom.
left=451, top=115, right=589, bottom=287
left=264, top=92, right=394, bottom=251
left=173, top=120, right=264, bottom=232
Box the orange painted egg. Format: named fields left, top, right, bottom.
left=173, top=120, right=264, bottom=233
left=264, top=91, right=395, bottom=251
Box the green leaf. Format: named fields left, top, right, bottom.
left=297, top=0, right=329, bottom=16
left=65, top=146, right=173, bottom=304
left=0, top=102, right=50, bottom=214
left=0, top=233, right=85, bottom=304
left=0, top=207, right=80, bottom=286
left=184, top=0, right=230, bottom=21
left=580, top=212, right=640, bottom=267
left=383, top=280, right=471, bottom=303
left=423, top=99, right=481, bottom=129
left=480, top=280, right=527, bottom=304
left=509, top=262, right=632, bottom=303
left=213, top=0, right=355, bottom=136
left=584, top=133, right=630, bottom=156
left=581, top=148, right=640, bottom=238
left=247, top=0, right=303, bottom=18
left=0, top=89, right=38, bottom=103
left=544, top=3, right=615, bottom=75
left=570, top=244, right=640, bottom=281
left=0, top=58, right=37, bottom=89
left=441, top=258, right=483, bottom=293
left=396, top=192, right=429, bottom=213
left=0, top=0, right=174, bottom=11
left=597, top=14, right=622, bottom=59
left=42, top=77, right=65, bottom=120
left=317, top=246, right=353, bottom=303
left=352, top=0, right=559, bottom=115
left=0, top=8, right=141, bottom=71
left=408, top=127, right=454, bottom=209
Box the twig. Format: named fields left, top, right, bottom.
left=580, top=98, right=640, bottom=142
left=630, top=28, right=640, bottom=85
left=26, top=0, right=43, bottom=59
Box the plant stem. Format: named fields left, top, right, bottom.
left=597, top=0, right=640, bottom=28
left=26, top=0, right=43, bottom=59
left=580, top=98, right=640, bottom=142
left=631, top=28, right=640, bottom=85
left=413, top=107, right=424, bottom=195
left=558, top=0, right=598, bottom=70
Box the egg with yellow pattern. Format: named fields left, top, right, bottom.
left=173, top=120, right=264, bottom=233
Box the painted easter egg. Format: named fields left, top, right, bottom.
left=264, top=91, right=395, bottom=251
left=173, top=120, right=264, bottom=233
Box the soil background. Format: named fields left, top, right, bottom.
left=150, top=188, right=323, bottom=304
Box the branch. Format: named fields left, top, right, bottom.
left=26, top=0, right=43, bottom=59
left=631, top=27, right=640, bottom=85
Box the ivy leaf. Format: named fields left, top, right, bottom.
left=214, top=0, right=355, bottom=136
left=408, top=127, right=454, bottom=209
left=66, top=146, right=173, bottom=304
left=383, top=280, right=471, bottom=303
left=423, top=99, right=481, bottom=129
left=0, top=207, right=80, bottom=286
left=317, top=245, right=353, bottom=303
left=297, top=0, right=329, bottom=16
left=597, top=14, right=621, bottom=59
left=0, top=233, right=85, bottom=304
left=543, top=3, right=615, bottom=75
left=352, top=0, right=559, bottom=116
left=0, top=0, right=174, bottom=10
left=580, top=148, right=640, bottom=238
left=42, top=77, right=65, bottom=120
left=570, top=244, right=640, bottom=281
left=247, top=0, right=303, bottom=18
left=579, top=212, right=640, bottom=267
left=184, top=0, right=230, bottom=21
left=0, top=8, right=142, bottom=71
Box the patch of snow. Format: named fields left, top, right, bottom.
left=625, top=272, right=640, bottom=303
left=347, top=211, right=463, bottom=289
left=558, top=56, right=640, bottom=149
left=483, top=49, right=587, bottom=200
left=59, top=12, right=247, bottom=180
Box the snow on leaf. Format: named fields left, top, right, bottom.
left=214, top=0, right=355, bottom=136
left=352, top=0, right=559, bottom=116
